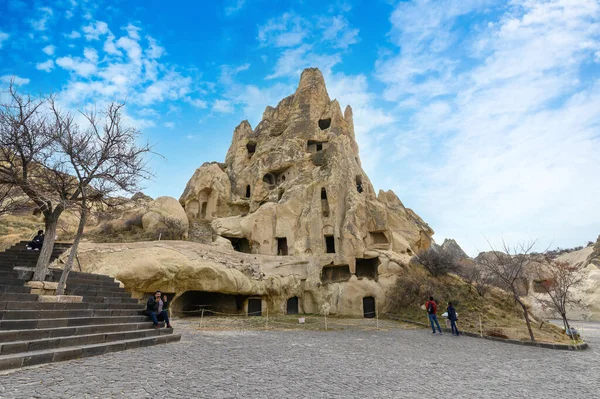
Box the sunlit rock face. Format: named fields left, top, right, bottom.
left=144, top=67, right=436, bottom=316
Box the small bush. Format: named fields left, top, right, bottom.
left=124, top=214, right=144, bottom=230
left=411, top=247, right=458, bottom=276
left=157, top=215, right=187, bottom=240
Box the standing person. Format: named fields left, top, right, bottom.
left=447, top=302, right=460, bottom=336
left=426, top=296, right=442, bottom=334
left=146, top=290, right=172, bottom=329
left=27, top=230, right=44, bottom=250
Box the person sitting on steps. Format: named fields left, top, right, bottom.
left=146, top=290, right=172, bottom=329
left=27, top=230, right=44, bottom=251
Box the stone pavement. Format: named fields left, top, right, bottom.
left=0, top=319, right=598, bottom=398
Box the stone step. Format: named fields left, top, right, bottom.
left=0, top=333, right=181, bottom=371
left=49, top=270, right=115, bottom=282
left=0, top=308, right=143, bottom=320
left=80, top=296, right=139, bottom=304
left=0, top=315, right=149, bottom=330
left=0, top=301, right=145, bottom=311
left=0, top=278, right=27, bottom=286
left=67, top=290, right=131, bottom=299
left=0, top=327, right=174, bottom=356
left=64, top=283, right=124, bottom=292
left=0, top=285, right=31, bottom=294
left=0, top=321, right=164, bottom=342
left=0, top=293, right=39, bottom=302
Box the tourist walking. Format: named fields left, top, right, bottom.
left=426, top=296, right=442, bottom=334
left=447, top=302, right=460, bottom=336
left=146, top=290, right=172, bottom=328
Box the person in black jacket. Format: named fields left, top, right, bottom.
left=27, top=230, right=44, bottom=250
left=447, top=302, right=459, bottom=336
left=146, top=290, right=172, bottom=328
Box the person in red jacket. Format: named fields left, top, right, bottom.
left=426, top=296, right=442, bottom=334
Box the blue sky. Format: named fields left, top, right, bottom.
left=1, top=0, right=599, bottom=255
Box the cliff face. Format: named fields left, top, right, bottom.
left=180, top=68, right=433, bottom=273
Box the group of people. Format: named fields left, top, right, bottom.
left=425, top=296, right=460, bottom=336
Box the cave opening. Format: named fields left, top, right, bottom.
left=245, top=185, right=251, bottom=198
left=320, top=264, right=351, bottom=283
left=355, top=258, right=380, bottom=281
left=287, top=296, right=299, bottom=315
left=325, top=235, right=335, bottom=254
left=318, top=118, right=331, bottom=130
left=224, top=236, right=251, bottom=253
left=171, top=291, right=247, bottom=317
left=277, top=237, right=288, bottom=256
left=246, top=142, right=256, bottom=156
left=363, top=296, right=376, bottom=318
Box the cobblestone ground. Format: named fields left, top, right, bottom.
left=0, top=318, right=598, bottom=398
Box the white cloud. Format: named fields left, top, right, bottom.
left=65, top=31, right=81, bottom=39
left=83, top=21, right=109, bottom=40
left=31, top=7, right=53, bottom=31
left=103, top=34, right=121, bottom=55
left=0, top=75, right=30, bottom=85
left=225, top=0, right=246, bottom=16
left=186, top=98, right=208, bottom=109
left=83, top=47, right=98, bottom=63
left=220, top=63, right=250, bottom=85
left=42, top=45, right=55, bottom=56
left=65, top=10, right=74, bottom=19
left=320, top=15, right=359, bottom=49
left=164, top=122, right=175, bottom=129
left=266, top=45, right=341, bottom=79
left=146, top=37, right=165, bottom=59
left=212, top=99, right=234, bottom=113
left=0, top=32, right=9, bottom=49
left=258, top=13, right=309, bottom=48
left=56, top=56, right=97, bottom=77
left=375, top=0, right=600, bottom=253
left=124, top=24, right=141, bottom=40
left=36, top=59, right=55, bottom=72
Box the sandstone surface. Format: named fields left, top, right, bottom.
left=71, top=68, right=433, bottom=317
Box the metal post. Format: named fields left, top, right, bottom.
left=376, top=306, right=379, bottom=331
left=158, top=233, right=162, bottom=241
left=200, top=308, right=204, bottom=328
left=479, top=314, right=483, bottom=337
left=324, top=313, right=327, bottom=331
left=266, top=307, right=269, bottom=330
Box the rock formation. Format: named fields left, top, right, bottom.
left=72, top=68, right=435, bottom=318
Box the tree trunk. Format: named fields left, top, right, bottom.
left=32, top=212, right=60, bottom=281
left=56, top=203, right=86, bottom=295
left=562, top=314, right=571, bottom=334
left=516, top=296, right=535, bottom=342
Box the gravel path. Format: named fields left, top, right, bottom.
left=0, top=319, right=598, bottom=398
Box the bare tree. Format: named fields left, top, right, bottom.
left=50, top=100, right=153, bottom=295
left=0, top=83, right=71, bottom=281
left=468, top=266, right=493, bottom=297
left=478, top=240, right=537, bottom=342
left=534, top=259, right=588, bottom=334
left=411, top=247, right=458, bottom=277
left=0, top=183, right=28, bottom=215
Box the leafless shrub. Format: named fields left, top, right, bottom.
left=157, top=215, right=186, bottom=240
left=411, top=247, right=458, bottom=277
left=478, top=239, right=537, bottom=342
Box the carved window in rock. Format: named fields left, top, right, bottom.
left=224, top=237, right=251, bottom=253
left=200, top=202, right=208, bottom=219
left=318, top=118, right=331, bottom=130
left=320, top=264, right=351, bottom=283
left=356, top=258, right=380, bottom=281
left=245, top=185, right=251, bottom=198
left=356, top=175, right=363, bottom=193
left=277, top=237, right=288, bottom=256
left=369, top=231, right=389, bottom=245
left=246, top=142, right=256, bottom=157
left=325, top=235, right=335, bottom=254
left=321, top=188, right=329, bottom=217
left=307, top=140, right=328, bottom=153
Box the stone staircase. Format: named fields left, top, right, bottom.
left=0, top=241, right=181, bottom=371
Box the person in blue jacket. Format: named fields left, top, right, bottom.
left=447, top=302, right=460, bottom=336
